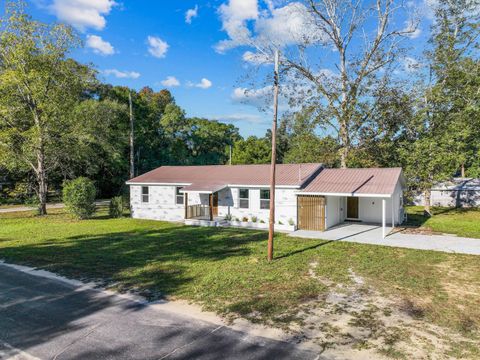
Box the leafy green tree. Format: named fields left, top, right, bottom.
left=348, top=87, right=413, bottom=168
left=401, top=0, right=480, bottom=213
left=159, top=103, right=190, bottom=164
left=232, top=136, right=271, bottom=165
left=430, top=0, right=480, bottom=180
left=97, top=85, right=172, bottom=176
left=65, top=99, right=129, bottom=197
left=282, top=108, right=339, bottom=166
left=284, top=135, right=339, bottom=166
left=0, top=1, right=95, bottom=214
left=187, top=118, right=240, bottom=165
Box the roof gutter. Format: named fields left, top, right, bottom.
left=126, top=182, right=301, bottom=189
left=298, top=192, right=392, bottom=198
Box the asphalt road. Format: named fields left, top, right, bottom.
left=0, top=264, right=321, bottom=360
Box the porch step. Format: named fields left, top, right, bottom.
left=185, top=218, right=228, bottom=227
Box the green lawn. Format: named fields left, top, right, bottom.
left=406, top=206, right=480, bottom=238
left=0, top=209, right=479, bottom=348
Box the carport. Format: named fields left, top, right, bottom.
left=296, top=168, right=405, bottom=238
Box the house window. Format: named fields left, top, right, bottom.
left=260, top=189, right=270, bottom=209
left=239, top=189, right=249, bottom=208
left=176, top=187, right=184, bottom=205
left=141, top=186, right=149, bottom=203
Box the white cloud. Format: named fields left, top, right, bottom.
left=147, top=36, right=169, bottom=58
left=242, top=50, right=271, bottom=65
left=188, top=78, right=213, bottom=89
left=316, top=68, right=337, bottom=79
left=231, top=86, right=272, bottom=107
left=422, top=0, right=438, bottom=19
left=161, top=76, right=180, bottom=87
left=254, top=3, right=324, bottom=47
left=49, top=0, right=116, bottom=32
left=216, top=0, right=259, bottom=53
left=402, top=20, right=421, bottom=39
left=403, top=57, right=421, bottom=73
left=216, top=1, right=325, bottom=53
left=211, top=113, right=266, bottom=124
left=86, top=35, right=114, bottom=55
left=103, top=69, right=140, bottom=79
left=185, top=5, right=198, bottom=24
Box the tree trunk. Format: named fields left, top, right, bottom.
left=461, top=163, right=465, bottom=178
left=423, top=188, right=432, bottom=217
left=33, top=110, right=48, bottom=215
left=339, top=120, right=349, bottom=168
left=37, top=147, right=48, bottom=215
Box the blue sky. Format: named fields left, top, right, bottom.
left=18, top=0, right=435, bottom=137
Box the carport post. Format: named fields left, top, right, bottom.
left=382, top=198, right=386, bottom=239
left=391, top=197, right=395, bottom=227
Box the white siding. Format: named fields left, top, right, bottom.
left=130, top=180, right=404, bottom=228
left=325, top=196, right=341, bottom=229
left=130, top=185, right=184, bottom=221
left=357, top=197, right=393, bottom=224
left=130, top=185, right=298, bottom=226
left=217, top=187, right=297, bottom=226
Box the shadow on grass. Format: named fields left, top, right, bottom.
left=275, top=240, right=333, bottom=260
left=0, top=225, right=268, bottom=298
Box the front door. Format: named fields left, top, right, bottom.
left=212, top=192, right=218, bottom=216
left=347, top=197, right=359, bottom=219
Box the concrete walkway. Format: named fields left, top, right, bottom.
left=0, top=263, right=320, bottom=360
left=292, top=223, right=480, bottom=255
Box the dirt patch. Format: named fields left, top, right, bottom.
left=394, top=226, right=445, bottom=236
left=281, top=262, right=480, bottom=359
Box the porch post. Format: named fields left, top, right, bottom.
left=209, top=193, right=213, bottom=221
left=184, top=192, right=188, bottom=219
left=391, top=197, right=395, bottom=227
left=382, top=198, right=386, bottom=239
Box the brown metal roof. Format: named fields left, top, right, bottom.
left=127, top=163, right=323, bottom=187
left=302, top=168, right=403, bottom=195
left=180, top=182, right=228, bottom=193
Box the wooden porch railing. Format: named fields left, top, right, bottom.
left=185, top=204, right=210, bottom=219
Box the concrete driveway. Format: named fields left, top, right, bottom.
left=292, top=223, right=480, bottom=255
left=0, top=264, right=320, bottom=360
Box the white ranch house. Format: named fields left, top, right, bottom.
left=127, top=164, right=405, bottom=237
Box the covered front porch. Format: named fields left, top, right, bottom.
left=181, top=183, right=226, bottom=221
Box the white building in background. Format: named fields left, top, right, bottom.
left=127, top=164, right=406, bottom=238
left=413, top=178, right=480, bottom=207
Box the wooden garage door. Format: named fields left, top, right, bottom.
left=297, top=195, right=325, bottom=231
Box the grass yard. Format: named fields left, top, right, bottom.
left=0, top=208, right=479, bottom=358
left=406, top=206, right=480, bottom=238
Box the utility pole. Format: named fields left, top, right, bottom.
left=229, top=144, right=232, bottom=165
left=129, top=91, right=135, bottom=179
left=268, top=50, right=279, bottom=262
